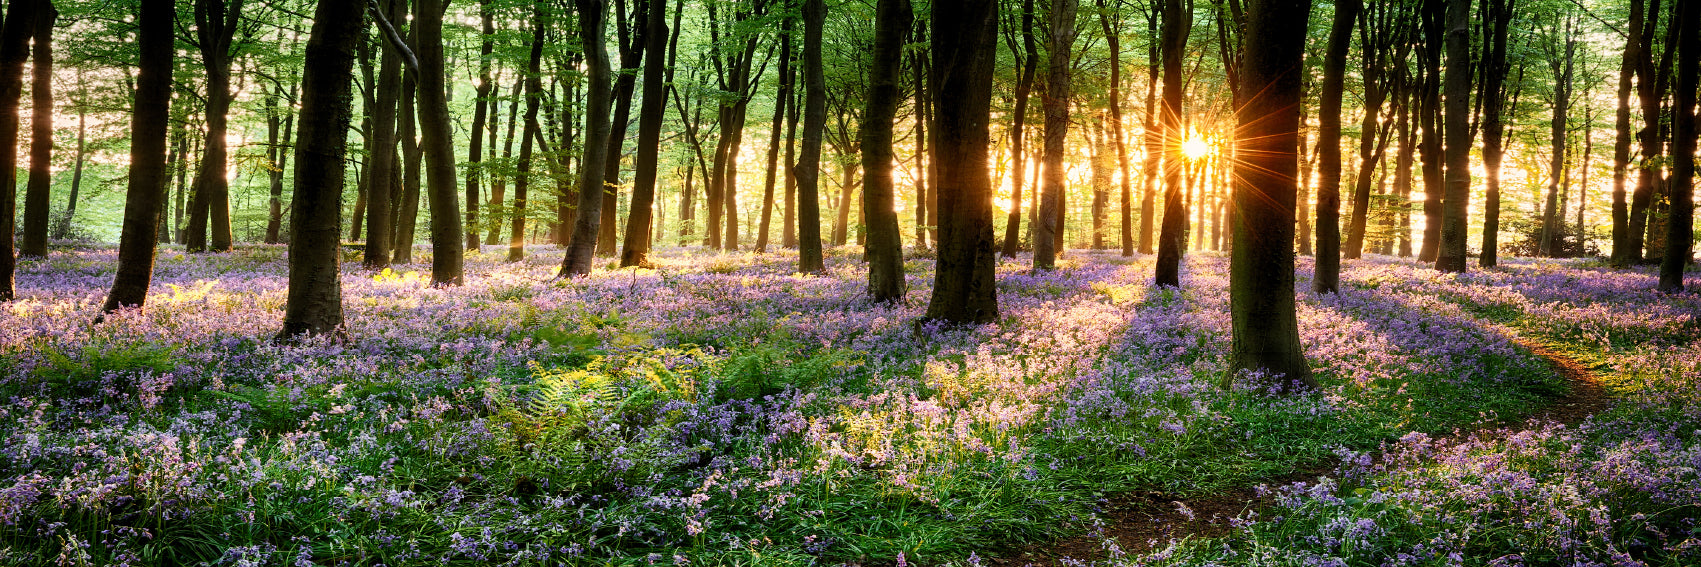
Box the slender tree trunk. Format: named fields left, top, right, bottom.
left=1627, top=0, right=1669, bottom=265
left=1297, top=104, right=1313, bottom=255
left=1480, top=0, right=1512, bottom=267
left=1100, top=1, right=1135, bottom=256
left=277, top=0, right=362, bottom=339
left=753, top=10, right=792, bottom=254
left=1659, top=0, right=1696, bottom=291
left=621, top=0, right=669, bottom=266
left=912, top=31, right=928, bottom=250
left=393, top=72, right=421, bottom=263
left=1231, top=0, right=1315, bottom=390
left=97, top=0, right=170, bottom=313
left=783, top=69, right=800, bottom=248
left=1313, top=0, right=1356, bottom=293
left=1034, top=0, right=1075, bottom=270
left=1416, top=0, right=1444, bottom=263
left=862, top=0, right=910, bottom=301
left=466, top=0, right=494, bottom=252
left=561, top=0, right=613, bottom=277
left=1153, top=0, right=1191, bottom=286
left=172, top=128, right=188, bottom=243
left=923, top=0, right=999, bottom=323
left=1139, top=8, right=1159, bottom=254
left=19, top=1, right=54, bottom=257
left=58, top=96, right=84, bottom=239
left=602, top=0, right=646, bottom=256
left=510, top=3, right=546, bottom=263
left=489, top=78, right=521, bottom=245
left=186, top=0, right=244, bottom=254
left=363, top=0, right=404, bottom=268
left=1434, top=0, right=1471, bottom=272
left=1001, top=0, right=1038, bottom=258
left=264, top=83, right=296, bottom=245
left=797, top=0, right=828, bottom=273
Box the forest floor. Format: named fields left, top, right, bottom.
left=0, top=245, right=1696, bottom=566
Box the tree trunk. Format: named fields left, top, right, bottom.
left=1627, top=0, right=1669, bottom=265
left=796, top=0, right=828, bottom=274
left=923, top=0, right=999, bottom=323
left=1313, top=0, right=1356, bottom=293
left=1001, top=0, right=1038, bottom=259
left=1433, top=0, right=1471, bottom=273
left=363, top=0, right=404, bottom=268
left=783, top=64, right=800, bottom=249
left=413, top=0, right=464, bottom=285
left=0, top=0, right=35, bottom=299
left=560, top=0, right=613, bottom=277
left=510, top=3, right=546, bottom=263
left=466, top=0, right=494, bottom=252
left=97, top=0, right=170, bottom=312
left=861, top=0, right=910, bottom=301
left=1480, top=0, right=1512, bottom=267
left=57, top=92, right=84, bottom=239
left=1610, top=0, right=1644, bottom=267
left=277, top=0, right=362, bottom=339
left=602, top=0, right=646, bottom=256
left=1153, top=0, right=1191, bottom=287
left=392, top=72, right=421, bottom=263
left=1416, top=0, right=1443, bottom=263
left=1231, top=0, right=1315, bottom=390
left=489, top=78, right=521, bottom=245
left=19, top=0, right=54, bottom=257
left=1100, top=1, right=1135, bottom=256
left=621, top=0, right=669, bottom=266
left=753, top=9, right=792, bottom=254
left=1034, top=0, right=1075, bottom=270
left=186, top=0, right=245, bottom=254
left=1540, top=29, right=1574, bottom=258
left=264, top=83, right=296, bottom=245
left=1659, top=0, right=1696, bottom=291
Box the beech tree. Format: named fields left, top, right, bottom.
left=19, top=0, right=52, bottom=258
left=1658, top=0, right=1695, bottom=292
left=1231, top=0, right=1315, bottom=390
left=98, top=0, right=172, bottom=315
left=861, top=0, right=909, bottom=302
left=561, top=0, right=614, bottom=277
left=1152, top=0, right=1190, bottom=287
left=1033, top=0, right=1076, bottom=270
left=0, top=0, right=36, bottom=300
left=924, top=0, right=999, bottom=323
left=1313, top=0, right=1357, bottom=294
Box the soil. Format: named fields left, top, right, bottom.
left=985, top=330, right=1615, bottom=567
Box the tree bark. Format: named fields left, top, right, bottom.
left=363, top=0, right=404, bottom=268
left=510, top=3, right=546, bottom=263
left=1100, top=0, right=1135, bottom=257
left=97, top=0, right=171, bottom=313
left=1480, top=0, right=1512, bottom=267
left=796, top=0, right=828, bottom=273
left=1034, top=0, right=1076, bottom=270
left=392, top=69, right=421, bottom=263
left=1609, top=0, right=1644, bottom=268
left=1540, top=24, right=1575, bottom=258
left=466, top=0, right=494, bottom=252
left=1231, top=0, right=1315, bottom=390
left=861, top=0, right=910, bottom=302
left=1001, top=0, right=1039, bottom=258
left=19, top=0, right=53, bottom=257
left=413, top=0, right=464, bottom=285
left=923, top=0, right=999, bottom=323
left=1313, top=0, right=1356, bottom=294
left=561, top=0, right=613, bottom=277
left=753, top=8, right=792, bottom=254
left=601, top=0, right=646, bottom=256
left=1153, top=0, right=1192, bottom=287
left=0, top=0, right=35, bottom=299
left=277, top=0, right=362, bottom=339
left=1433, top=0, right=1471, bottom=273
left=1416, top=0, right=1443, bottom=263
left=1659, top=0, right=1696, bottom=291
left=186, top=0, right=245, bottom=253
left=621, top=0, right=669, bottom=267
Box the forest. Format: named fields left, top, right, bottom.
left=0, top=0, right=1697, bottom=564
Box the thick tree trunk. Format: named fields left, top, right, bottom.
left=277, top=0, right=362, bottom=339
left=1231, top=0, right=1315, bottom=390
left=561, top=0, right=613, bottom=277
left=1434, top=0, right=1471, bottom=273
left=923, top=0, right=999, bottom=323
left=1153, top=0, right=1191, bottom=287
left=97, top=0, right=170, bottom=313
left=1034, top=0, right=1075, bottom=270
left=1659, top=0, right=1696, bottom=291
left=621, top=0, right=669, bottom=267
left=861, top=0, right=910, bottom=302
left=0, top=0, right=35, bottom=299
left=1313, top=0, right=1356, bottom=294
left=602, top=0, right=646, bottom=256
left=796, top=0, right=828, bottom=273
left=1001, top=0, right=1038, bottom=259
left=19, top=1, right=53, bottom=257
left=413, top=0, right=464, bottom=285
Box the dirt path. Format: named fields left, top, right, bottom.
left=992, top=332, right=1614, bottom=567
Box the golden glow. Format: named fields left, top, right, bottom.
left=1181, top=137, right=1211, bottom=161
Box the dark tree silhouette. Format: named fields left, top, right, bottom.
left=364, top=0, right=405, bottom=269
left=621, top=0, right=669, bottom=267
left=1434, top=0, right=1472, bottom=273
left=1034, top=0, right=1076, bottom=270
left=1230, top=0, right=1315, bottom=390
left=414, top=0, right=464, bottom=285
left=185, top=0, right=246, bottom=254
left=98, top=0, right=172, bottom=315
left=1153, top=0, right=1191, bottom=287
left=861, top=0, right=910, bottom=302
left=1313, top=0, right=1357, bottom=294
left=277, top=0, right=364, bottom=339
left=19, top=0, right=54, bottom=258
left=923, top=0, right=999, bottom=324
left=561, top=0, right=613, bottom=277
left=1659, top=0, right=1696, bottom=292
left=795, top=0, right=827, bottom=274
